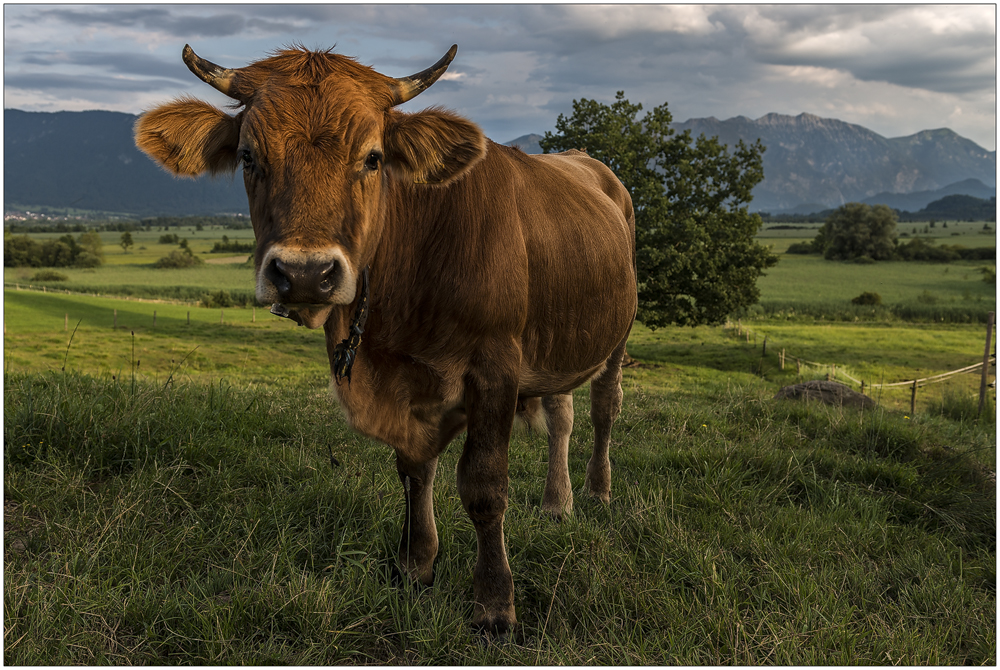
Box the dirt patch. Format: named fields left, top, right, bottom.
left=203, top=255, right=249, bottom=265
left=773, top=380, right=877, bottom=409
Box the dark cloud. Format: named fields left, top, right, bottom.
left=3, top=4, right=995, bottom=150
left=6, top=72, right=182, bottom=93
left=17, top=50, right=186, bottom=80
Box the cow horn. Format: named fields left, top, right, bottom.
left=182, top=44, right=237, bottom=97
left=389, top=44, right=458, bottom=106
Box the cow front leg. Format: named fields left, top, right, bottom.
left=396, top=454, right=439, bottom=585
left=541, top=393, right=574, bottom=518
left=456, top=362, right=519, bottom=634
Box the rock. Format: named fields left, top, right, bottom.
left=773, top=380, right=877, bottom=409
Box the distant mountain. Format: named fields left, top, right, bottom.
left=4, top=109, right=249, bottom=217
left=672, top=113, right=995, bottom=213
left=505, top=133, right=544, bottom=155
left=5, top=108, right=995, bottom=219
left=860, top=178, right=995, bottom=212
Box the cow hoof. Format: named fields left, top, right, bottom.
left=472, top=616, right=515, bottom=643
left=584, top=487, right=611, bottom=504
left=540, top=501, right=572, bottom=521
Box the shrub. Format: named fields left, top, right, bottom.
left=785, top=241, right=816, bottom=255
left=851, top=291, right=882, bottom=306
left=159, top=233, right=180, bottom=244
left=153, top=250, right=203, bottom=268
left=200, top=289, right=235, bottom=308
left=917, top=290, right=939, bottom=304
left=29, top=269, right=68, bottom=282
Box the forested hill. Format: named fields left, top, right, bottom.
left=6, top=108, right=997, bottom=218
left=4, top=109, right=249, bottom=216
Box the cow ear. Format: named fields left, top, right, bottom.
left=135, top=98, right=241, bottom=177
left=384, top=108, right=486, bottom=185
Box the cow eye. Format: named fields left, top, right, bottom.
left=364, top=151, right=382, bottom=171
left=238, top=149, right=254, bottom=171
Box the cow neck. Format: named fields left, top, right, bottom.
left=331, top=265, right=371, bottom=385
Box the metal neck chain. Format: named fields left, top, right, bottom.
left=332, top=265, right=370, bottom=385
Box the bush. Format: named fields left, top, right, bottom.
left=29, top=269, right=68, bottom=282
left=851, top=291, right=882, bottom=306
left=200, top=289, right=235, bottom=308
left=785, top=242, right=817, bottom=255
left=159, top=234, right=180, bottom=244
left=73, top=251, right=102, bottom=268
left=153, top=250, right=203, bottom=268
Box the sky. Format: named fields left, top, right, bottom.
left=3, top=3, right=997, bottom=151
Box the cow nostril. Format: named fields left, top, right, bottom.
left=266, top=258, right=292, bottom=296
left=317, top=260, right=340, bottom=294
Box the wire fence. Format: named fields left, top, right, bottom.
left=728, top=314, right=996, bottom=414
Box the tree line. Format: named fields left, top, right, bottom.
left=787, top=202, right=995, bottom=263
left=761, top=193, right=996, bottom=225
left=5, top=214, right=252, bottom=234
left=4, top=232, right=105, bottom=268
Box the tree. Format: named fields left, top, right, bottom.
left=817, top=203, right=897, bottom=261
left=77, top=231, right=104, bottom=263
left=120, top=231, right=134, bottom=253
left=540, top=92, right=776, bottom=328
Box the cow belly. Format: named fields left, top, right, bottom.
left=517, top=360, right=608, bottom=398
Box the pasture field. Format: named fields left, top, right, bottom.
left=756, top=219, right=995, bottom=254
left=4, top=220, right=996, bottom=664
left=4, top=369, right=994, bottom=664
left=4, top=286, right=997, bottom=664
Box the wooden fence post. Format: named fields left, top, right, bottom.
left=979, top=311, right=995, bottom=419
left=910, top=380, right=918, bottom=414
left=780, top=349, right=785, bottom=370
left=796, top=358, right=801, bottom=375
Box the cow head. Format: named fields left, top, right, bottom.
left=136, top=44, right=486, bottom=328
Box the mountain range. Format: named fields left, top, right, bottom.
left=508, top=113, right=995, bottom=214
left=4, top=108, right=996, bottom=217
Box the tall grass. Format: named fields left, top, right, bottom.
left=5, top=370, right=994, bottom=664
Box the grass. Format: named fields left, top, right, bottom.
left=4, top=367, right=995, bottom=664
left=3, top=221, right=995, bottom=663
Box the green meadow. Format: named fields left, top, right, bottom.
left=3, top=222, right=996, bottom=664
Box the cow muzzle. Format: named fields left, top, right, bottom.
left=257, top=245, right=358, bottom=328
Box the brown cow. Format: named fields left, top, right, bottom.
left=135, top=43, right=636, bottom=634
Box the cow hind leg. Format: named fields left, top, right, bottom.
left=396, top=454, right=439, bottom=585
left=586, top=335, right=628, bottom=503
left=540, top=393, right=574, bottom=518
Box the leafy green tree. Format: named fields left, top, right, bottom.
left=818, top=203, right=897, bottom=261
left=120, top=231, right=134, bottom=253
left=540, top=92, right=776, bottom=327
left=77, top=231, right=104, bottom=263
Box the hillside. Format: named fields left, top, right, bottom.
left=4, top=109, right=249, bottom=217
left=4, top=108, right=995, bottom=218
left=672, top=113, right=995, bottom=213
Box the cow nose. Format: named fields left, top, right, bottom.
left=266, top=257, right=341, bottom=303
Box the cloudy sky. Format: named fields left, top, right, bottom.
left=4, top=4, right=996, bottom=150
